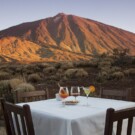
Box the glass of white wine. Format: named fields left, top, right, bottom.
left=83, top=87, right=90, bottom=106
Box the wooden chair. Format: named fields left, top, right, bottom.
left=1, top=99, right=35, bottom=135
left=100, top=88, right=130, bottom=101
left=16, top=90, right=48, bottom=103
left=128, top=88, right=135, bottom=101
left=104, top=107, right=135, bottom=135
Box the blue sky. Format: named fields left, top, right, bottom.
left=0, top=0, right=135, bottom=33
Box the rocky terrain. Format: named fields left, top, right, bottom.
left=0, top=13, right=135, bottom=63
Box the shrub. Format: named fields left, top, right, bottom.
left=132, top=57, right=135, bottom=65
left=74, top=61, right=95, bottom=67
left=15, top=66, right=23, bottom=73
left=100, top=71, right=108, bottom=78
left=75, top=69, right=88, bottom=77
left=98, top=61, right=111, bottom=69
left=100, top=67, right=111, bottom=73
left=8, top=65, right=17, bottom=73
left=64, top=69, right=77, bottom=78
left=96, top=71, right=109, bottom=82
left=96, top=73, right=107, bottom=83
left=110, top=66, right=121, bottom=73
left=60, top=62, right=74, bottom=70
left=0, top=80, right=14, bottom=103
left=43, top=66, right=56, bottom=74
left=123, top=68, right=135, bottom=77
left=128, top=68, right=135, bottom=76
left=64, top=68, right=88, bottom=78
left=90, top=59, right=99, bottom=67
left=104, top=57, right=114, bottom=64
left=40, top=63, right=51, bottom=68
left=111, top=71, right=124, bottom=80
left=54, top=62, right=61, bottom=69
left=15, top=83, right=35, bottom=92
left=22, top=65, right=35, bottom=74
left=0, top=71, right=10, bottom=80
left=0, top=80, right=10, bottom=96
left=28, top=73, right=41, bottom=83
left=123, top=69, right=130, bottom=76
left=9, top=78, right=24, bottom=91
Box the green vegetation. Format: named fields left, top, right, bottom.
left=15, top=83, right=35, bottom=92
left=43, top=66, right=56, bottom=74
left=9, top=78, right=24, bottom=91
left=0, top=72, right=11, bottom=80
left=28, top=73, right=41, bottom=83
left=0, top=48, right=134, bottom=103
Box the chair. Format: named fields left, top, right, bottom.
left=16, top=90, right=48, bottom=103
left=100, top=88, right=130, bottom=101
left=128, top=88, right=135, bottom=101
left=104, top=107, right=135, bottom=135
left=1, top=99, right=35, bottom=135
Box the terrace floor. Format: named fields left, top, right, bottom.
left=0, top=120, right=6, bottom=135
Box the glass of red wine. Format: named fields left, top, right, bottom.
left=70, top=86, right=80, bottom=101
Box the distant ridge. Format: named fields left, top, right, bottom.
left=0, top=13, right=135, bottom=63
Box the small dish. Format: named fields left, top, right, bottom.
left=64, top=100, right=79, bottom=105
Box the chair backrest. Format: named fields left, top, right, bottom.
left=100, top=88, right=129, bottom=101
left=1, top=99, right=35, bottom=135
left=16, top=90, right=48, bottom=103
left=104, top=107, right=135, bottom=135
left=128, top=88, right=135, bottom=101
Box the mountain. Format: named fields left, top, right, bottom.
left=0, top=13, right=135, bottom=63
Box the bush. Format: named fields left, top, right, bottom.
left=96, top=73, right=107, bottom=83
left=0, top=71, right=11, bottom=80
left=98, top=61, right=111, bottom=69
left=28, top=73, right=41, bottom=83
left=64, top=69, right=77, bottom=78
left=54, top=62, right=61, bottom=69
left=43, top=66, right=56, bottom=74
left=75, top=69, right=88, bottom=77
left=110, top=66, right=121, bottom=73
left=0, top=80, right=10, bottom=96
left=9, top=78, right=24, bottom=91
left=15, top=83, right=35, bottom=92
left=0, top=80, right=14, bottom=103
left=22, top=64, right=40, bottom=74
left=60, top=62, right=74, bottom=70
left=104, top=57, right=114, bottom=64
left=123, top=68, right=135, bottom=77
left=40, top=63, right=51, bottom=68
left=100, top=71, right=108, bottom=78
left=110, top=71, right=124, bottom=80
left=15, top=66, right=23, bottom=73
left=74, top=61, right=96, bottom=67
left=64, top=68, right=88, bottom=78
left=100, top=67, right=111, bottom=73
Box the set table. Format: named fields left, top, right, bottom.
left=18, top=96, right=135, bottom=135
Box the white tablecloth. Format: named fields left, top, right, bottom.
left=18, top=96, right=135, bottom=135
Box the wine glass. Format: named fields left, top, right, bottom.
left=83, top=87, right=90, bottom=106
left=78, top=86, right=84, bottom=96
left=70, top=86, right=80, bottom=101
left=59, top=87, right=69, bottom=107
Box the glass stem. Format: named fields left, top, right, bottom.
left=63, top=99, right=65, bottom=107
left=87, top=95, right=89, bottom=106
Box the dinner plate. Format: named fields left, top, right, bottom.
left=64, top=100, right=79, bottom=105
